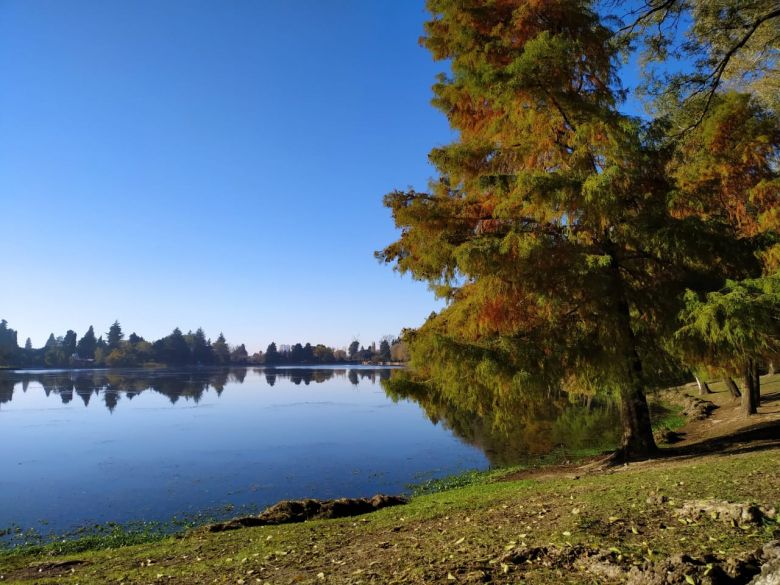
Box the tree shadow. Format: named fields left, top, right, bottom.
left=659, top=418, right=780, bottom=461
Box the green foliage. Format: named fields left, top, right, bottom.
left=76, top=326, right=97, bottom=359
left=0, top=320, right=19, bottom=366
left=212, top=333, right=230, bottom=365
left=106, top=320, right=124, bottom=350
left=378, top=339, right=392, bottom=362
left=674, top=275, right=780, bottom=375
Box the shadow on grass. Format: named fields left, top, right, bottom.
left=660, top=418, right=780, bottom=461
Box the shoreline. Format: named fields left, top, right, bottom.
left=1, top=424, right=778, bottom=583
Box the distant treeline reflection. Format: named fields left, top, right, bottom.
left=0, top=368, right=392, bottom=413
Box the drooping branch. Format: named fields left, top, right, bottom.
left=686, top=6, right=780, bottom=131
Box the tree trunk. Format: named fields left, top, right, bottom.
left=769, top=361, right=775, bottom=376
left=607, top=240, right=657, bottom=460
left=725, top=377, right=742, bottom=399
left=742, top=361, right=758, bottom=416
left=752, top=362, right=761, bottom=408
left=693, top=373, right=711, bottom=395
left=614, top=294, right=656, bottom=459
left=619, top=378, right=657, bottom=459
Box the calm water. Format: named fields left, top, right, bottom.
left=0, top=367, right=490, bottom=536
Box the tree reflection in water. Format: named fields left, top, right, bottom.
left=0, top=367, right=621, bottom=464
left=0, top=367, right=392, bottom=413
left=383, top=370, right=621, bottom=466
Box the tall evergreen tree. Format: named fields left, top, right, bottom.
left=0, top=320, right=19, bottom=365
left=62, top=330, right=78, bottom=358
left=379, top=0, right=757, bottom=459
left=154, top=328, right=190, bottom=365
left=264, top=342, right=280, bottom=364
left=76, top=326, right=97, bottom=359
left=379, top=339, right=392, bottom=362
left=213, top=333, right=231, bottom=365
left=107, top=321, right=124, bottom=350
left=189, top=327, right=214, bottom=365
left=290, top=343, right=305, bottom=363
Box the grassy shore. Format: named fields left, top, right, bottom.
left=1, top=380, right=778, bottom=584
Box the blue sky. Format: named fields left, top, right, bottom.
left=1, top=0, right=452, bottom=351
left=0, top=1, right=675, bottom=352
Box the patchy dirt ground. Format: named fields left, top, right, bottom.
left=1, top=380, right=778, bottom=584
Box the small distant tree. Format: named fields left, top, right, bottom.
left=213, top=333, right=231, bottom=365
left=290, top=343, right=305, bottom=363
left=390, top=340, right=410, bottom=363
left=230, top=344, right=249, bottom=364
left=314, top=344, right=335, bottom=363
left=264, top=342, right=280, bottom=365
left=107, top=321, right=124, bottom=350
left=190, top=328, right=214, bottom=364
left=378, top=340, right=391, bottom=362
left=62, top=330, right=78, bottom=357
left=0, top=320, right=19, bottom=366
left=76, top=326, right=97, bottom=359
left=153, top=328, right=190, bottom=365
left=348, top=340, right=360, bottom=360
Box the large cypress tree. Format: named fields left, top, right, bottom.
left=379, top=0, right=756, bottom=459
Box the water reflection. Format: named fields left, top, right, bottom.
left=0, top=367, right=392, bottom=413
left=1, top=366, right=490, bottom=536
left=0, top=366, right=624, bottom=468
left=0, top=367, right=620, bottom=466
left=0, top=366, right=631, bottom=536
left=383, top=371, right=622, bottom=466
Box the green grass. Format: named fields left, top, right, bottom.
left=408, top=466, right=519, bottom=496
left=0, top=524, right=170, bottom=560
left=651, top=401, right=686, bottom=433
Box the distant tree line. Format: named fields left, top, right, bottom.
left=0, top=319, right=409, bottom=369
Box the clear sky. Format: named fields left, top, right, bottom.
left=0, top=0, right=452, bottom=352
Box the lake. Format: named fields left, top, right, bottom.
left=0, top=367, right=491, bottom=538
